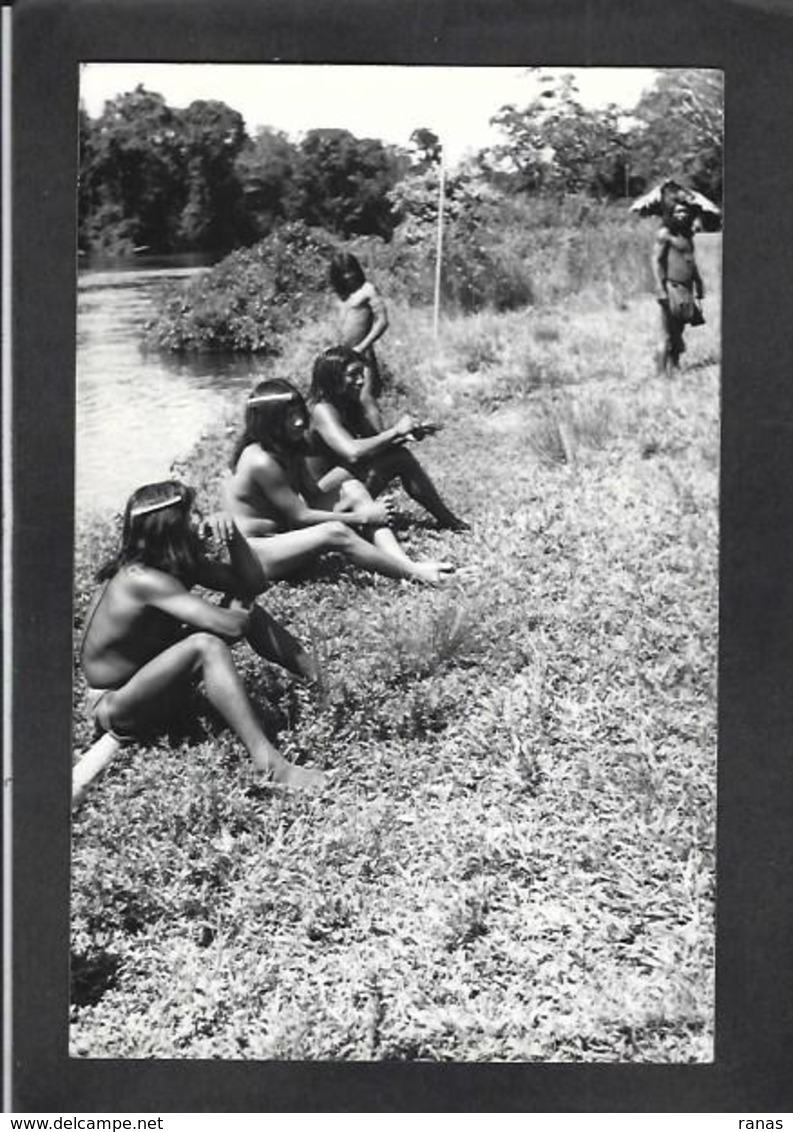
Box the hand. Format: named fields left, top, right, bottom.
left=365, top=495, right=395, bottom=525
left=412, top=420, right=442, bottom=440
left=394, top=412, right=417, bottom=440
left=201, top=512, right=236, bottom=548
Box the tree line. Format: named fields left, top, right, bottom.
left=78, top=69, right=723, bottom=257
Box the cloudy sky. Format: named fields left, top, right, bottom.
left=80, top=64, right=660, bottom=166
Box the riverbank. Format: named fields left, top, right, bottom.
left=71, top=235, right=720, bottom=1061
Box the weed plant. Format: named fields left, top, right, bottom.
left=71, top=226, right=720, bottom=1062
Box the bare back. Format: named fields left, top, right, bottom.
left=80, top=566, right=187, bottom=689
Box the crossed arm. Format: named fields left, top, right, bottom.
left=135, top=565, right=253, bottom=642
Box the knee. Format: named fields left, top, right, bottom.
left=340, top=480, right=370, bottom=507
left=324, top=520, right=353, bottom=549
left=190, top=632, right=232, bottom=668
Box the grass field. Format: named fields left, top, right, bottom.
left=70, top=233, right=720, bottom=1061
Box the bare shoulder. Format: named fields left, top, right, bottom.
left=238, top=443, right=275, bottom=474
left=312, top=400, right=342, bottom=427
left=246, top=445, right=290, bottom=489
left=655, top=225, right=671, bottom=245
left=125, top=563, right=184, bottom=600
left=349, top=281, right=377, bottom=306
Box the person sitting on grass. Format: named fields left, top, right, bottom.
left=306, top=346, right=470, bottom=533
left=80, top=479, right=326, bottom=794
left=224, top=378, right=454, bottom=586
left=329, top=250, right=389, bottom=431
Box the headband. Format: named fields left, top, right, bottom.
left=248, top=390, right=297, bottom=405
left=130, top=493, right=184, bottom=518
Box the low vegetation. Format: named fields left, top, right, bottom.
left=71, top=224, right=720, bottom=1062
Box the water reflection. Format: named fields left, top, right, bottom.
left=76, top=258, right=265, bottom=517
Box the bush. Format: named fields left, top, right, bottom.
left=144, top=221, right=339, bottom=353
left=144, top=193, right=657, bottom=356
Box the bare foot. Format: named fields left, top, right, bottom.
left=439, top=516, right=471, bottom=532
left=411, top=560, right=455, bottom=585
left=262, top=759, right=328, bottom=794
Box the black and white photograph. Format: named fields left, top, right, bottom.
left=10, top=0, right=793, bottom=1114
left=69, top=62, right=721, bottom=1063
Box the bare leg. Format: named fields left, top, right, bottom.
left=359, top=349, right=385, bottom=432
left=248, top=522, right=453, bottom=585
left=366, top=447, right=470, bottom=530
left=658, top=302, right=681, bottom=377
left=321, top=478, right=455, bottom=582
left=97, top=633, right=326, bottom=793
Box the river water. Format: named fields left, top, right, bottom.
left=75, top=255, right=261, bottom=517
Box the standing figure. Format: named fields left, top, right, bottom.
left=652, top=199, right=705, bottom=376
left=329, top=251, right=389, bottom=430
left=80, top=480, right=327, bottom=794
left=225, top=379, right=454, bottom=586
left=306, top=346, right=470, bottom=531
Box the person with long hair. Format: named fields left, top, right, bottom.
left=224, top=379, right=454, bottom=585
left=329, top=250, right=389, bottom=430
left=306, top=346, right=470, bottom=532
left=80, top=480, right=326, bottom=793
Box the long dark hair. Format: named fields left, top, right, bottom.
left=308, top=346, right=369, bottom=435
left=230, top=378, right=308, bottom=468
left=308, top=345, right=361, bottom=406
left=329, top=251, right=366, bottom=300
left=97, top=480, right=200, bottom=584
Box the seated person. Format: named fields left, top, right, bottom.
left=224, top=379, right=454, bottom=586
left=80, top=480, right=326, bottom=794
left=306, top=346, right=469, bottom=532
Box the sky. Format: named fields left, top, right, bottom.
left=79, top=64, right=660, bottom=167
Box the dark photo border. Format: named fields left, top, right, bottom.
left=10, top=0, right=793, bottom=1112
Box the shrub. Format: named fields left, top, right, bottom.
left=144, top=221, right=339, bottom=353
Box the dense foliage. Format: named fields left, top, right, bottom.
left=628, top=70, right=724, bottom=202
left=79, top=90, right=408, bottom=255
left=78, top=88, right=251, bottom=255
left=144, top=221, right=338, bottom=353
left=481, top=69, right=723, bottom=206
left=146, top=190, right=655, bottom=352
left=78, top=70, right=723, bottom=257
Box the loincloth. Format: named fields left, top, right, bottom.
left=665, top=280, right=700, bottom=325
left=85, top=686, right=138, bottom=744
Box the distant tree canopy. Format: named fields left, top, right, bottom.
left=79, top=88, right=408, bottom=255
left=290, top=129, right=406, bottom=239
left=408, top=127, right=443, bottom=169
left=78, top=72, right=724, bottom=257
left=629, top=69, right=723, bottom=203
left=479, top=68, right=723, bottom=206
left=79, top=86, right=249, bottom=254
left=485, top=72, right=632, bottom=200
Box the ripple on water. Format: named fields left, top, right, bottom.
left=76, top=265, right=259, bottom=517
